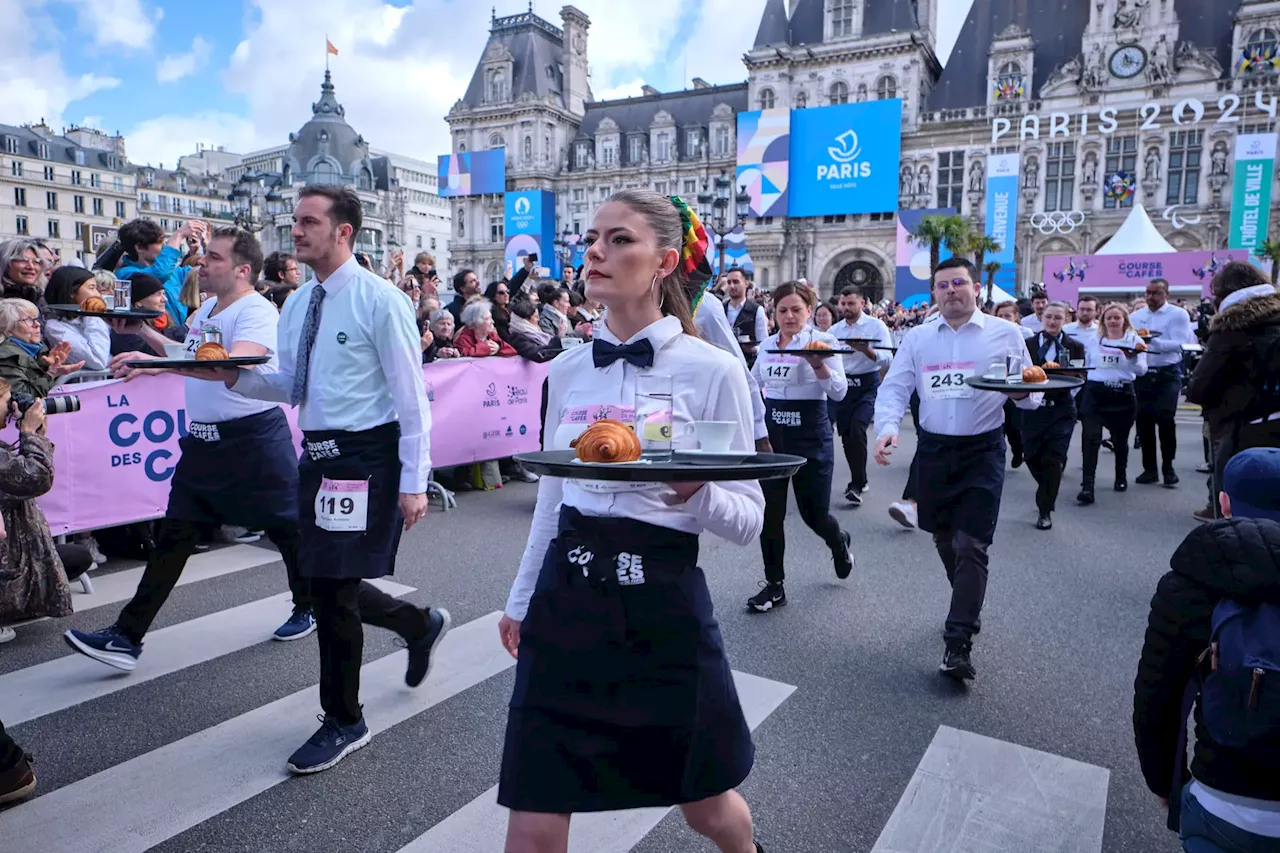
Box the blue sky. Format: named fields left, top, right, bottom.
left=0, top=0, right=972, bottom=169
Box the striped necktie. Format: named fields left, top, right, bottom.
left=290, top=284, right=326, bottom=407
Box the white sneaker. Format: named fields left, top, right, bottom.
left=85, top=536, right=107, bottom=565
left=0, top=626, right=15, bottom=644
left=888, top=501, right=918, bottom=530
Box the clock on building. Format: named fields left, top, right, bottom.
left=1109, top=45, right=1148, bottom=79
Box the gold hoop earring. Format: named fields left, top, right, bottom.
left=651, top=273, right=666, bottom=311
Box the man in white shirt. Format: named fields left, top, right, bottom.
left=722, top=267, right=767, bottom=367
left=873, top=258, right=1042, bottom=682
left=1130, top=278, right=1195, bottom=486
left=1063, top=294, right=1100, bottom=338
left=65, top=227, right=314, bottom=673
left=228, top=185, right=450, bottom=775
left=1021, top=287, right=1048, bottom=334
left=827, top=286, right=893, bottom=503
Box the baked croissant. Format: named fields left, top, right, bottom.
left=1043, top=361, right=1060, bottom=369
left=803, top=340, right=832, bottom=351
left=571, top=419, right=642, bottom=463
left=1022, top=366, right=1048, bottom=383
left=81, top=296, right=108, bottom=313
left=1136, top=328, right=1150, bottom=336
left=195, top=342, right=228, bottom=361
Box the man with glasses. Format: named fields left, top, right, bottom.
left=1130, top=278, right=1196, bottom=487
left=263, top=252, right=301, bottom=288
left=873, top=257, right=1043, bottom=681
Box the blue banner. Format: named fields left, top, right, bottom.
left=984, top=153, right=1019, bottom=295
left=504, top=190, right=558, bottom=279
left=787, top=100, right=902, bottom=217
left=438, top=149, right=506, bottom=198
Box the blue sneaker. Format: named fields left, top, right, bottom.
left=273, top=608, right=316, bottom=641
left=64, top=625, right=143, bottom=672
left=286, top=714, right=371, bottom=774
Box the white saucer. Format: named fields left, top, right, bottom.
left=679, top=449, right=751, bottom=464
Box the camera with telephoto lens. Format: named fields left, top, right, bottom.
left=12, top=392, right=81, bottom=417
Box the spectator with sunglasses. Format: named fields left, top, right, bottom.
left=484, top=281, right=512, bottom=341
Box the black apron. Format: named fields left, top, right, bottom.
left=913, top=427, right=1006, bottom=543
left=829, top=372, right=880, bottom=435
left=500, top=507, right=753, bottom=813
left=1135, top=364, right=1182, bottom=416
left=1082, top=381, right=1137, bottom=418
left=765, top=397, right=834, bottom=462
left=1020, top=397, right=1077, bottom=461
left=297, top=422, right=403, bottom=580
left=166, top=407, right=298, bottom=529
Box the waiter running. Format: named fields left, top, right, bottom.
left=227, top=185, right=450, bottom=775
left=1021, top=301, right=1085, bottom=530
left=1129, top=278, right=1195, bottom=486
left=65, top=226, right=313, bottom=672
left=723, top=266, right=767, bottom=367
left=873, top=258, right=1042, bottom=680
left=827, top=285, right=892, bottom=505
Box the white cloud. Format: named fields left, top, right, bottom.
left=125, top=111, right=259, bottom=168
left=157, top=36, right=213, bottom=84
left=64, top=0, right=158, bottom=50
left=596, top=78, right=647, bottom=101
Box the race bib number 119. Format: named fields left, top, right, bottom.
left=315, top=478, right=369, bottom=532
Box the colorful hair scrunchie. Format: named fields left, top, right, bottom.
left=667, top=195, right=714, bottom=286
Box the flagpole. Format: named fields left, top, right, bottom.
left=325, top=33, right=330, bottom=72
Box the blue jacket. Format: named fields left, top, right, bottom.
left=116, top=245, right=189, bottom=324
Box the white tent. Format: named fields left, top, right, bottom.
left=1095, top=204, right=1177, bottom=255
left=985, top=283, right=1016, bottom=303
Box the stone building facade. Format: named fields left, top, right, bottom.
left=448, top=0, right=1278, bottom=300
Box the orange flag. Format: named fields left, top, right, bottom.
left=326, top=39, right=339, bottom=56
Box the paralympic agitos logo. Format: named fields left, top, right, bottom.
left=818, top=130, right=872, bottom=181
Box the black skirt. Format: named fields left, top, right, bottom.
left=499, top=507, right=754, bottom=813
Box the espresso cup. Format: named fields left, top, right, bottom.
left=691, top=420, right=735, bottom=453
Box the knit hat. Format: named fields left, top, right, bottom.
left=1223, top=447, right=1280, bottom=523
left=128, top=273, right=165, bottom=305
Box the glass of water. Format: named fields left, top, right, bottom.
left=113, top=278, right=132, bottom=312
left=634, top=373, right=674, bottom=460
left=984, top=357, right=1009, bottom=381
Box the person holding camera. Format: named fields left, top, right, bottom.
left=0, top=298, right=84, bottom=401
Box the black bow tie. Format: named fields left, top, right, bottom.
left=592, top=337, right=655, bottom=369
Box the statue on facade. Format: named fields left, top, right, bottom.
left=968, top=159, right=985, bottom=194
left=1149, top=35, right=1173, bottom=85
left=1083, top=43, right=1108, bottom=90
left=900, top=164, right=914, bottom=195
left=456, top=208, right=465, bottom=238
left=1144, top=147, right=1161, bottom=181
left=1082, top=151, right=1098, bottom=184
left=916, top=164, right=931, bottom=197
left=1113, top=0, right=1147, bottom=29
left=1211, top=141, right=1229, bottom=176
left=523, top=136, right=532, bottom=163
left=1024, top=156, right=1040, bottom=189
left=856, top=83, right=868, bottom=103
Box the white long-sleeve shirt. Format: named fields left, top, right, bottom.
left=44, top=316, right=110, bottom=371
left=752, top=328, right=848, bottom=402
left=1129, top=302, right=1195, bottom=367
left=828, top=313, right=893, bottom=376
left=504, top=314, right=765, bottom=621
left=1083, top=332, right=1149, bottom=384
left=231, top=255, right=432, bottom=493
left=694, top=292, right=768, bottom=440
left=874, top=310, right=1042, bottom=439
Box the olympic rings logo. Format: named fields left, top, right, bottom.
left=1029, top=211, right=1085, bottom=234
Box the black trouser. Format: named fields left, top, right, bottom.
left=934, top=529, right=990, bottom=647
left=0, top=718, right=23, bottom=772
left=902, top=392, right=921, bottom=502
left=1023, top=403, right=1076, bottom=514
left=309, top=578, right=429, bottom=724
left=1135, top=367, right=1181, bottom=473
left=760, top=451, right=845, bottom=584
left=1002, top=399, right=1023, bottom=461
left=840, top=419, right=871, bottom=493
left=116, top=519, right=307, bottom=643
left=1081, top=385, right=1136, bottom=488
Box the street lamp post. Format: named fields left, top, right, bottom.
left=697, top=169, right=751, bottom=279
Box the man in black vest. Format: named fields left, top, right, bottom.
left=1022, top=300, right=1087, bottom=530
left=722, top=267, right=766, bottom=367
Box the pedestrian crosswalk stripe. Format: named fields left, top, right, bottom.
left=1, top=611, right=512, bottom=853
left=395, top=670, right=797, bottom=853
left=73, top=544, right=284, bottom=612
left=869, top=725, right=1111, bottom=853
left=0, top=579, right=415, bottom=727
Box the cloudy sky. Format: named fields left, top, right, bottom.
left=0, top=0, right=973, bottom=169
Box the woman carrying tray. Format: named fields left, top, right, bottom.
left=1078, top=302, right=1148, bottom=504
left=496, top=191, right=771, bottom=853
left=746, top=282, right=853, bottom=614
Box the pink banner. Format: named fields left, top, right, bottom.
left=1040, top=250, right=1257, bottom=304
left=9, top=358, right=549, bottom=535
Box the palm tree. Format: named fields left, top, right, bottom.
left=1257, top=236, right=1280, bottom=282
left=984, top=261, right=1002, bottom=304
left=969, top=235, right=1003, bottom=276
left=914, top=214, right=973, bottom=276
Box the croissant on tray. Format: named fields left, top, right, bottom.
left=1043, top=361, right=1060, bottom=369
left=81, top=296, right=108, bottom=313
left=571, top=419, right=642, bottom=463
left=195, top=342, right=228, bottom=361
left=1136, top=328, right=1150, bottom=336
left=803, top=340, right=832, bottom=351
left=1021, top=366, right=1048, bottom=383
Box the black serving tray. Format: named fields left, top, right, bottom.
left=513, top=450, right=807, bottom=482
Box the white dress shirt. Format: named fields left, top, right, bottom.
left=1022, top=313, right=1043, bottom=334
left=874, top=310, right=1042, bottom=440
left=185, top=292, right=280, bottom=423
left=231, top=255, right=432, bottom=493
left=1063, top=320, right=1098, bottom=338
left=725, top=298, right=768, bottom=344
left=752, top=328, right=847, bottom=402
left=45, top=316, right=110, bottom=371
left=504, top=314, right=765, bottom=621
left=1129, top=303, right=1195, bottom=367
left=1083, top=332, right=1149, bottom=384
left=828, top=313, right=893, bottom=376
left=694, top=292, right=768, bottom=441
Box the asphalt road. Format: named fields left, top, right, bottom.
left=0, top=414, right=1207, bottom=852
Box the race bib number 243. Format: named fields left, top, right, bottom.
left=922, top=361, right=975, bottom=401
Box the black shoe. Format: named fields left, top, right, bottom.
left=405, top=608, right=452, bottom=688
left=940, top=645, right=976, bottom=681
left=755, top=843, right=766, bottom=853
left=1077, top=487, right=1095, bottom=505
left=747, top=582, right=786, bottom=613
left=1101, top=438, right=1115, bottom=452
left=844, top=485, right=862, bottom=506
left=1114, top=478, right=1128, bottom=492
left=1134, top=435, right=1142, bottom=450
left=1135, top=470, right=1159, bottom=485
left=1011, top=453, right=1023, bottom=469
left=1035, top=513, right=1052, bottom=530
left=833, top=530, right=853, bottom=580
left=1163, top=468, right=1179, bottom=487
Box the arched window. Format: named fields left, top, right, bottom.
left=998, top=60, right=1022, bottom=77
left=358, top=169, right=372, bottom=191
left=795, top=90, right=808, bottom=109
left=489, top=133, right=505, bottom=150
left=876, top=75, right=898, bottom=100
left=758, top=88, right=775, bottom=110
left=1244, top=29, right=1280, bottom=74
left=829, top=81, right=849, bottom=105
left=488, top=69, right=507, bottom=103
left=311, top=160, right=337, bottom=185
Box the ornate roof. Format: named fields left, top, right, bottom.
left=286, top=71, right=373, bottom=186
left=753, top=0, right=921, bottom=48
left=458, top=9, right=572, bottom=109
